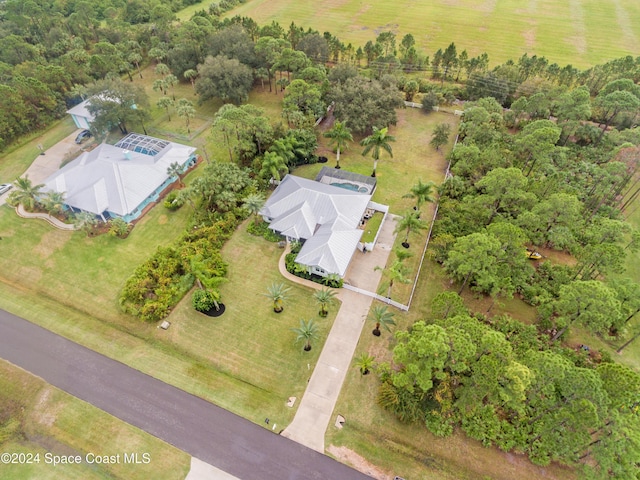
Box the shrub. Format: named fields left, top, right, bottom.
left=192, top=289, right=219, bottom=312
left=108, top=218, right=130, bottom=238
left=247, top=220, right=282, bottom=242
left=164, top=190, right=183, bottom=210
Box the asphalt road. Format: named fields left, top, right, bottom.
left=0, top=309, right=372, bottom=480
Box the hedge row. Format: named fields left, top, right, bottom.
left=119, top=212, right=238, bottom=322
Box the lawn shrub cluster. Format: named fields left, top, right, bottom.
left=119, top=212, right=237, bottom=322
left=284, top=252, right=343, bottom=288
left=246, top=220, right=282, bottom=242
left=163, top=190, right=184, bottom=210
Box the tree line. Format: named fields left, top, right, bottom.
left=1, top=0, right=639, bottom=150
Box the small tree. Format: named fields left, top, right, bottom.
left=395, top=210, right=427, bottom=248
left=313, top=287, right=337, bottom=317
left=323, top=121, right=353, bottom=169
left=264, top=282, right=291, bottom=313
left=108, top=217, right=130, bottom=238
left=368, top=304, right=396, bottom=337
left=375, top=260, right=411, bottom=299
left=73, top=211, right=98, bottom=236
left=354, top=352, right=375, bottom=375
left=403, top=179, right=436, bottom=212
left=184, top=69, right=198, bottom=90
left=242, top=193, right=265, bottom=224
left=157, top=97, right=174, bottom=121
left=422, top=91, right=440, bottom=112
left=192, top=289, right=222, bottom=313
left=176, top=98, right=196, bottom=134
left=292, top=319, right=319, bottom=351
left=430, top=122, right=451, bottom=151
left=361, top=126, right=395, bottom=177
left=41, top=191, right=66, bottom=217
left=9, top=176, right=44, bottom=211
left=166, top=162, right=184, bottom=187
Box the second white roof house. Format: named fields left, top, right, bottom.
left=260, top=175, right=372, bottom=277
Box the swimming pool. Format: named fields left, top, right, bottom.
left=330, top=182, right=370, bottom=194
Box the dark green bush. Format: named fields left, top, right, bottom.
left=192, top=289, right=218, bottom=312
left=163, top=190, right=183, bottom=210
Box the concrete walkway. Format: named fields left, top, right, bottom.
left=281, top=215, right=398, bottom=452
left=15, top=204, right=76, bottom=230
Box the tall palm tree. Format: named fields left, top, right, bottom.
left=395, top=210, right=427, bottom=248
left=242, top=193, right=265, bottom=224
left=167, top=162, right=184, bottom=187
left=157, top=97, right=174, bottom=121
left=260, top=152, right=288, bottom=185
left=368, top=305, right=396, bottom=336
left=313, top=287, right=337, bottom=317
left=176, top=98, right=196, bottom=133
left=360, top=126, right=395, bottom=177
left=354, top=352, right=375, bottom=375
left=264, top=282, right=291, bottom=313
left=403, top=180, right=436, bottom=212
left=375, top=260, right=411, bottom=299
left=9, top=176, right=44, bottom=211
left=183, top=69, right=198, bottom=90
left=292, top=319, right=319, bottom=351
left=324, top=121, right=353, bottom=169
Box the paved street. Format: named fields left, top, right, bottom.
left=0, top=309, right=372, bottom=480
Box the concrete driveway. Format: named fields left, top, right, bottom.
left=0, top=129, right=86, bottom=206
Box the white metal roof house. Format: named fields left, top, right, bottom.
left=66, top=98, right=95, bottom=129
left=43, top=133, right=196, bottom=222
left=260, top=174, right=373, bottom=277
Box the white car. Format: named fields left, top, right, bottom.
left=0, top=183, right=12, bottom=195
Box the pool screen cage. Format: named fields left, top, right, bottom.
left=115, top=133, right=170, bottom=157
left=314, top=167, right=377, bottom=190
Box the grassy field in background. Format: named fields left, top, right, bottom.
left=0, top=360, right=190, bottom=480
left=222, top=0, right=639, bottom=68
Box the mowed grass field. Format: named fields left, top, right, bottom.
left=220, top=0, right=640, bottom=68
left=0, top=360, right=190, bottom=480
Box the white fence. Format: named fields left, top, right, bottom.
left=342, top=284, right=409, bottom=311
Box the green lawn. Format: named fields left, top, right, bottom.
left=0, top=117, right=77, bottom=183
left=361, top=211, right=383, bottom=243
left=0, top=360, right=190, bottom=480
left=224, top=0, right=640, bottom=68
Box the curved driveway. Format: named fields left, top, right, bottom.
left=0, top=309, right=372, bottom=480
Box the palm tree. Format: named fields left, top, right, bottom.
left=313, top=287, right=337, bottom=317
left=354, top=352, right=375, bottom=375
left=292, top=319, right=319, bottom=351
left=242, top=193, right=265, bottom=224
left=324, top=121, right=353, bottom=169
left=176, top=99, right=196, bottom=134
left=264, top=282, right=291, bottom=313
left=183, top=69, right=198, bottom=90
left=403, top=179, right=436, bottom=212
left=360, top=126, right=395, bottom=177
left=260, top=152, right=288, bottom=185
left=368, top=305, right=396, bottom=337
left=128, top=52, right=143, bottom=78
left=165, top=74, right=178, bottom=100
left=157, top=97, right=174, bottom=121
left=9, top=176, right=44, bottom=211
left=166, top=162, right=184, bottom=187
left=41, top=191, right=66, bottom=217
left=73, top=211, right=98, bottom=236
left=395, top=210, right=427, bottom=248
left=375, top=260, right=411, bottom=299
